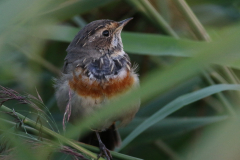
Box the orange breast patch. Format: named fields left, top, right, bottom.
left=69, top=71, right=135, bottom=98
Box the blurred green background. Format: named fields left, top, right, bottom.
left=1, top=0, right=240, bottom=160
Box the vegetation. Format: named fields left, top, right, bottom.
left=1, top=0, right=240, bottom=159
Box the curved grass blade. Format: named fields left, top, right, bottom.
left=38, top=25, right=204, bottom=57
left=117, top=84, right=240, bottom=151
left=38, top=25, right=240, bottom=71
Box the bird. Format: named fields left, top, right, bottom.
left=54, top=18, right=140, bottom=160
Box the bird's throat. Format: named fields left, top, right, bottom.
left=86, top=53, right=129, bottom=81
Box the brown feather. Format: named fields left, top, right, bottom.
left=68, top=71, right=135, bottom=98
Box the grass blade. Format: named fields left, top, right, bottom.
left=37, top=25, right=205, bottom=56
left=117, top=84, right=239, bottom=151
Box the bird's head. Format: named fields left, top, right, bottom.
left=67, top=18, right=132, bottom=55
left=66, top=18, right=133, bottom=80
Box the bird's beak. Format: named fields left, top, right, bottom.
left=115, top=17, right=133, bottom=33
left=118, top=17, right=133, bottom=27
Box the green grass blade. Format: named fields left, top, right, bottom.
left=117, top=84, right=240, bottom=151
left=172, top=0, right=211, bottom=41
left=38, top=25, right=240, bottom=71
left=0, top=105, right=105, bottom=160
left=0, top=105, right=142, bottom=160
left=137, top=0, right=179, bottom=38
left=38, top=25, right=205, bottom=56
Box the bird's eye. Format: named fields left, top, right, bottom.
left=102, top=30, right=109, bottom=37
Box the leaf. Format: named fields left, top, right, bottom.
left=117, top=84, right=240, bottom=151
left=122, top=31, right=201, bottom=56
left=37, top=25, right=240, bottom=70
left=38, top=25, right=206, bottom=57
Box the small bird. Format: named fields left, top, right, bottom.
left=54, top=18, right=140, bottom=160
